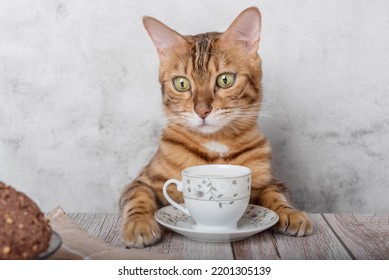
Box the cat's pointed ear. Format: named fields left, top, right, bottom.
left=219, top=7, right=262, bottom=56
left=143, top=16, right=188, bottom=60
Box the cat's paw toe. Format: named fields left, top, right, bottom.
left=121, top=217, right=162, bottom=248
left=275, top=209, right=313, bottom=236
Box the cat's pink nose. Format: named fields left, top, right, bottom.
left=195, top=105, right=212, bottom=119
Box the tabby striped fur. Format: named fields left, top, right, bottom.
left=120, top=7, right=313, bottom=248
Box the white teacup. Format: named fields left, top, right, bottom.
left=162, top=164, right=252, bottom=231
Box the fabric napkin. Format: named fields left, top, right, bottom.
left=46, top=206, right=182, bottom=260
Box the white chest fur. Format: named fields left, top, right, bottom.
left=204, top=141, right=229, bottom=156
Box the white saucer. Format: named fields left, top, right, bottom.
left=155, top=204, right=279, bottom=242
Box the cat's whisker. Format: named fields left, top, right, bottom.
left=259, top=112, right=276, bottom=120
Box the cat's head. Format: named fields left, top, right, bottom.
left=143, top=7, right=262, bottom=135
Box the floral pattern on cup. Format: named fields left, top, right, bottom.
left=184, top=178, right=250, bottom=208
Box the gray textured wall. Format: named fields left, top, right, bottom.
left=1, top=0, right=388, bottom=213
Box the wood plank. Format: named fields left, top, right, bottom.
left=71, top=213, right=388, bottom=260
left=69, top=213, right=116, bottom=243
left=323, top=213, right=389, bottom=259
left=233, top=231, right=281, bottom=259
left=67, top=212, right=87, bottom=225
left=83, top=213, right=108, bottom=237
left=99, top=213, right=124, bottom=247
left=85, top=213, right=125, bottom=245
left=236, top=214, right=352, bottom=259
left=140, top=228, right=234, bottom=260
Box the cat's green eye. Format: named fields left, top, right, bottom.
left=173, top=77, right=191, bottom=92
left=216, top=73, right=235, bottom=88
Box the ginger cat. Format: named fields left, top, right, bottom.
left=120, top=7, right=313, bottom=248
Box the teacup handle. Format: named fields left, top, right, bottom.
left=162, top=179, right=190, bottom=216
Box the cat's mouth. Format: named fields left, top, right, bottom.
left=189, top=116, right=223, bottom=134
left=197, top=122, right=220, bottom=134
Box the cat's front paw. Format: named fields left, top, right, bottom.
left=274, top=209, right=313, bottom=236
left=121, top=215, right=162, bottom=248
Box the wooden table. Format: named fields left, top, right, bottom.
left=68, top=213, right=388, bottom=260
